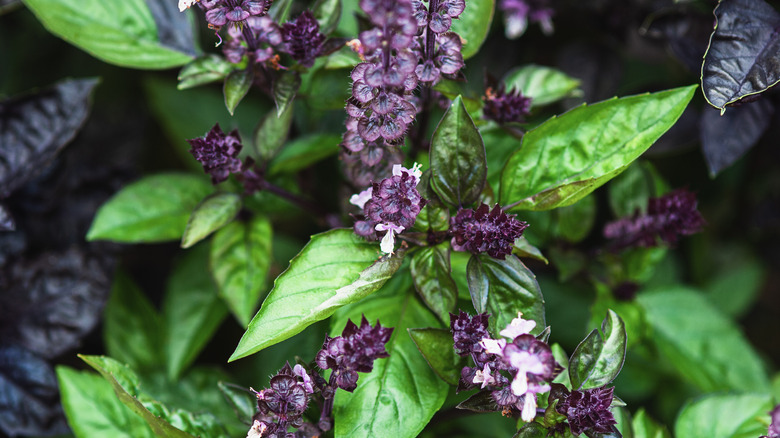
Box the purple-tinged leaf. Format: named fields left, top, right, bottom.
left=0, top=78, right=98, bottom=198
left=641, top=7, right=712, bottom=75
left=0, top=248, right=112, bottom=359
left=0, top=343, right=69, bottom=437
left=700, top=97, right=774, bottom=176
left=701, top=0, right=780, bottom=112
left=145, top=0, right=198, bottom=57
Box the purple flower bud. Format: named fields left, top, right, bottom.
left=500, top=0, right=554, bottom=39
left=483, top=82, right=532, bottom=124
left=450, top=203, right=529, bottom=259
left=450, top=310, right=491, bottom=356
left=223, top=16, right=283, bottom=64
left=315, top=316, right=394, bottom=392
left=254, top=362, right=312, bottom=427
left=187, top=124, right=243, bottom=184
left=554, top=386, right=617, bottom=435
left=604, top=188, right=705, bottom=250
left=281, top=10, right=326, bottom=68
left=766, top=404, right=780, bottom=438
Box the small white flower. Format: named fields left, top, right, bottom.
left=178, top=0, right=200, bottom=12
left=472, top=363, right=496, bottom=389
left=246, top=420, right=266, bottom=438
left=521, top=393, right=537, bottom=422
left=349, top=187, right=373, bottom=209
left=293, top=364, right=314, bottom=394
left=479, top=337, right=506, bottom=356
left=376, top=223, right=404, bottom=254
left=499, top=311, right=536, bottom=340
left=392, top=162, right=423, bottom=185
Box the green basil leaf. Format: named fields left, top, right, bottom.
left=78, top=356, right=195, bottom=438
left=163, top=244, right=228, bottom=379
left=23, top=0, right=193, bottom=69
left=312, top=0, right=341, bottom=35
left=674, top=393, right=773, bottom=438
left=229, top=229, right=405, bottom=361
left=224, top=69, right=254, bottom=116
left=632, top=409, right=670, bottom=438
left=512, top=236, right=548, bottom=264
left=607, top=161, right=669, bottom=218
left=410, top=244, right=458, bottom=324
left=181, top=192, right=241, bottom=249
left=430, top=95, right=487, bottom=207
left=450, top=0, right=494, bottom=59
left=701, top=0, right=780, bottom=112
left=267, top=133, right=341, bottom=176
left=217, top=381, right=256, bottom=426
left=550, top=343, right=571, bottom=387
left=637, top=287, right=770, bottom=392
left=210, top=216, right=273, bottom=327
left=568, top=309, right=626, bottom=390
left=467, top=254, right=546, bottom=335
left=503, top=65, right=582, bottom=108
left=590, top=283, right=645, bottom=349
left=103, top=271, right=163, bottom=372
left=273, top=71, right=301, bottom=117
left=87, top=173, right=213, bottom=243
left=57, top=366, right=154, bottom=438
left=178, top=55, right=235, bottom=90
left=408, top=327, right=464, bottom=386
left=513, top=422, right=547, bottom=438
left=254, top=104, right=295, bottom=163
left=332, top=279, right=448, bottom=438
left=500, top=85, right=696, bottom=211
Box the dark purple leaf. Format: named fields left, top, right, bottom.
left=0, top=78, right=98, bottom=198
left=702, top=0, right=780, bottom=111
left=641, top=7, right=713, bottom=75
left=0, top=203, right=13, bottom=231
left=700, top=96, right=774, bottom=176
left=145, top=0, right=198, bottom=57
left=0, top=248, right=112, bottom=359
left=0, top=343, right=69, bottom=437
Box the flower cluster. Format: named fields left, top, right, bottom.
left=197, top=0, right=272, bottom=29
left=411, top=0, right=465, bottom=85
left=550, top=384, right=617, bottom=435
left=483, top=82, right=532, bottom=124
left=223, top=15, right=283, bottom=64
left=249, top=363, right=314, bottom=436
left=341, top=0, right=419, bottom=181
left=761, top=404, right=780, bottom=438
left=452, top=311, right=559, bottom=422
left=350, top=164, right=425, bottom=254
left=499, top=0, right=554, bottom=39
left=187, top=124, right=243, bottom=184
left=603, top=188, right=705, bottom=250
left=315, top=316, right=393, bottom=392
left=280, top=11, right=326, bottom=68
left=450, top=203, right=528, bottom=259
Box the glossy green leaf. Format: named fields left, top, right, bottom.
left=430, top=95, right=487, bottom=207
left=467, top=254, right=546, bottom=335
left=703, top=251, right=766, bottom=319
left=503, top=65, right=582, bottom=107
left=217, top=382, right=256, bottom=426
left=269, top=0, right=293, bottom=22
left=568, top=310, right=626, bottom=390
left=554, top=195, right=596, bottom=243
left=267, top=133, right=341, bottom=176
left=410, top=244, right=458, bottom=324
left=332, top=279, right=448, bottom=438
left=632, top=409, right=670, bottom=438
left=637, top=287, right=769, bottom=392
left=254, top=104, right=294, bottom=163
left=164, top=245, right=228, bottom=379
left=313, top=0, right=341, bottom=35
left=513, top=422, right=547, bottom=438
left=590, top=283, right=645, bottom=349
left=701, top=0, right=780, bottom=112
left=229, top=229, right=405, bottom=361
left=224, top=69, right=254, bottom=116
left=87, top=173, right=213, bottom=243
left=57, top=366, right=154, bottom=438
left=79, top=355, right=195, bottom=438
left=409, top=327, right=464, bottom=386
left=450, top=0, right=494, bottom=59
left=273, top=71, right=301, bottom=117
left=23, top=0, right=193, bottom=69
left=181, top=192, right=241, bottom=249
left=177, top=55, right=234, bottom=90
left=500, top=85, right=697, bottom=211
left=103, top=271, right=163, bottom=371
left=512, top=236, right=548, bottom=264
left=210, top=216, right=273, bottom=327
left=550, top=344, right=571, bottom=387
left=674, top=393, right=773, bottom=438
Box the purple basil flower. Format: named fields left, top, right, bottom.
left=483, top=82, right=532, bottom=124
left=450, top=203, right=529, bottom=259
left=350, top=164, right=425, bottom=254
left=281, top=10, right=326, bottom=68
left=412, top=0, right=466, bottom=35
left=450, top=310, right=490, bottom=356
left=603, top=188, right=706, bottom=249
left=223, top=15, right=283, bottom=64
left=197, top=0, right=271, bottom=28
left=187, top=123, right=243, bottom=184
left=764, top=404, right=780, bottom=438
left=251, top=362, right=312, bottom=432
left=315, top=316, right=393, bottom=392
left=554, top=386, right=618, bottom=435
left=499, top=0, right=554, bottom=39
